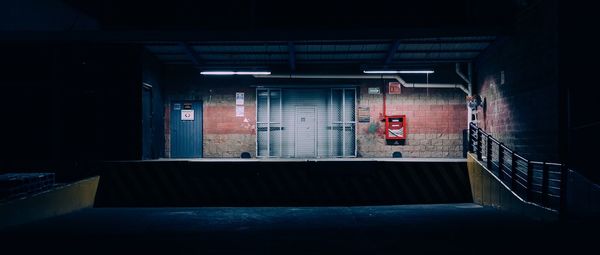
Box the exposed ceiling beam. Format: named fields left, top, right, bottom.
left=384, top=40, right=401, bottom=65
left=0, top=28, right=504, bottom=42
left=149, top=39, right=495, bottom=47
left=179, top=42, right=202, bottom=66
left=151, top=49, right=483, bottom=56
left=163, top=58, right=474, bottom=64
left=288, top=42, right=296, bottom=71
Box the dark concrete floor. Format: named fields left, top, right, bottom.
left=0, top=204, right=596, bottom=254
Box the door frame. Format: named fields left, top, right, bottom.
left=142, top=86, right=153, bottom=159
left=294, top=106, right=317, bottom=158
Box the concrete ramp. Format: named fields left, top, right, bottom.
left=467, top=154, right=558, bottom=220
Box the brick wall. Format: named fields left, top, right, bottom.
left=164, top=67, right=468, bottom=158
left=474, top=1, right=559, bottom=162
left=202, top=86, right=256, bottom=157
left=357, top=83, right=467, bottom=158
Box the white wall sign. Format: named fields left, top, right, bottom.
left=236, top=92, right=244, bottom=105
left=236, top=105, right=244, bottom=117
left=368, top=87, right=381, bottom=94
left=181, top=109, right=194, bottom=120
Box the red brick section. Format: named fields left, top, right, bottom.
left=474, top=2, right=559, bottom=162
left=476, top=73, right=558, bottom=162
left=357, top=83, right=468, bottom=158
left=204, top=105, right=256, bottom=135
left=364, top=104, right=466, bottom=136
left=391, top=104, right=466, bottom=134
left=359, top=85, right=467, bottom=134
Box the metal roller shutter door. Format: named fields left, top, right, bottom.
left=257, top=87, right=355, bottom=158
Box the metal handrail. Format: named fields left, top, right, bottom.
left=468, top=122, right=568, bottom=214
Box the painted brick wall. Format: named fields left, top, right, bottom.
left=164, top=67, right=468, bottom=158
left=202, top=86, right=256, bottom=157
left=474, top=1, right=559, bottom=162
left=357, top=83, right=467, bottom=158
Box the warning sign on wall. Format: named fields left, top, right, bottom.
left=388, top=82, right=402, bottom=94
left=358, top=106, right=370, bottom=122
left=181, top=109, right=194, bottom=120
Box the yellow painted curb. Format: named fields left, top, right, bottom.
left=0, top=176, right=99, bottom=228
left=467, top=154, right=557, bottom=221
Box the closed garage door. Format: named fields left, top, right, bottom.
left=257, top=87, right=356, bottom=158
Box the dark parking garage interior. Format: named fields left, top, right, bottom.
left=1, top=0, right=599, bottom=254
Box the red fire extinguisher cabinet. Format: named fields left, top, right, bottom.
left=385, top=115, right=407, bottom=140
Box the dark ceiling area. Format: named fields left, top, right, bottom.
left=64, top=0, right=521, bottom=31
left=144, top=37, right=494, bottom=73
left=57, top=0, right=526, bottom=72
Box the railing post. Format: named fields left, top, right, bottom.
left=541, top=162, right=549, bottom=207
left=476, top=129, right=483, bottom=161
left=510, top=152, right=517, bottom=191
left=486, top=135, right=492, bottom=170
left=559, top=164, right=568, bottom=220
left=498, top=143, right=504, bottom=181
left=468, top=124, right=474, bottom=153
left=526, top=160, right=533, bottom=201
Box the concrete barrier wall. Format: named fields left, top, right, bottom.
left=0, top=176, right=99, bottom=228
left=94, top=161, right=472, bottom=207
left=467, top=154, right=557, bottom=221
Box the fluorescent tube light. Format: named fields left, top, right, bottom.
left=200, top=71, right=236, bottom=75
left=200, top=71, right=271, bottom=75
left=363, top=70, right=434, bottom=74
left=236, top=71, right=271, bottom=75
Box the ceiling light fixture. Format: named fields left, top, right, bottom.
left=363, top=70, right=434, bottom=74
left=200, top=71, right=271, bottom=75
left=235, top=71, right=271, bottom=75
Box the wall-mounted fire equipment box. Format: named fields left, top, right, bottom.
left=385, top=115, right=406, bottom=141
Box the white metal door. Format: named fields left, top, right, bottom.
left=294, top=106, right=316, bottom=158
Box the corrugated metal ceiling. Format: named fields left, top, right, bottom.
left=144, top=36, right=495, bottom=67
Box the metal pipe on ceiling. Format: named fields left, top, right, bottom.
left=253, top=74, right=469, bottom=94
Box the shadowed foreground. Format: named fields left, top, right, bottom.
left=1, top=204, right=595, bottom=254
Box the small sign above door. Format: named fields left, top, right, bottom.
left=181, top=109, right=194, bottom=120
